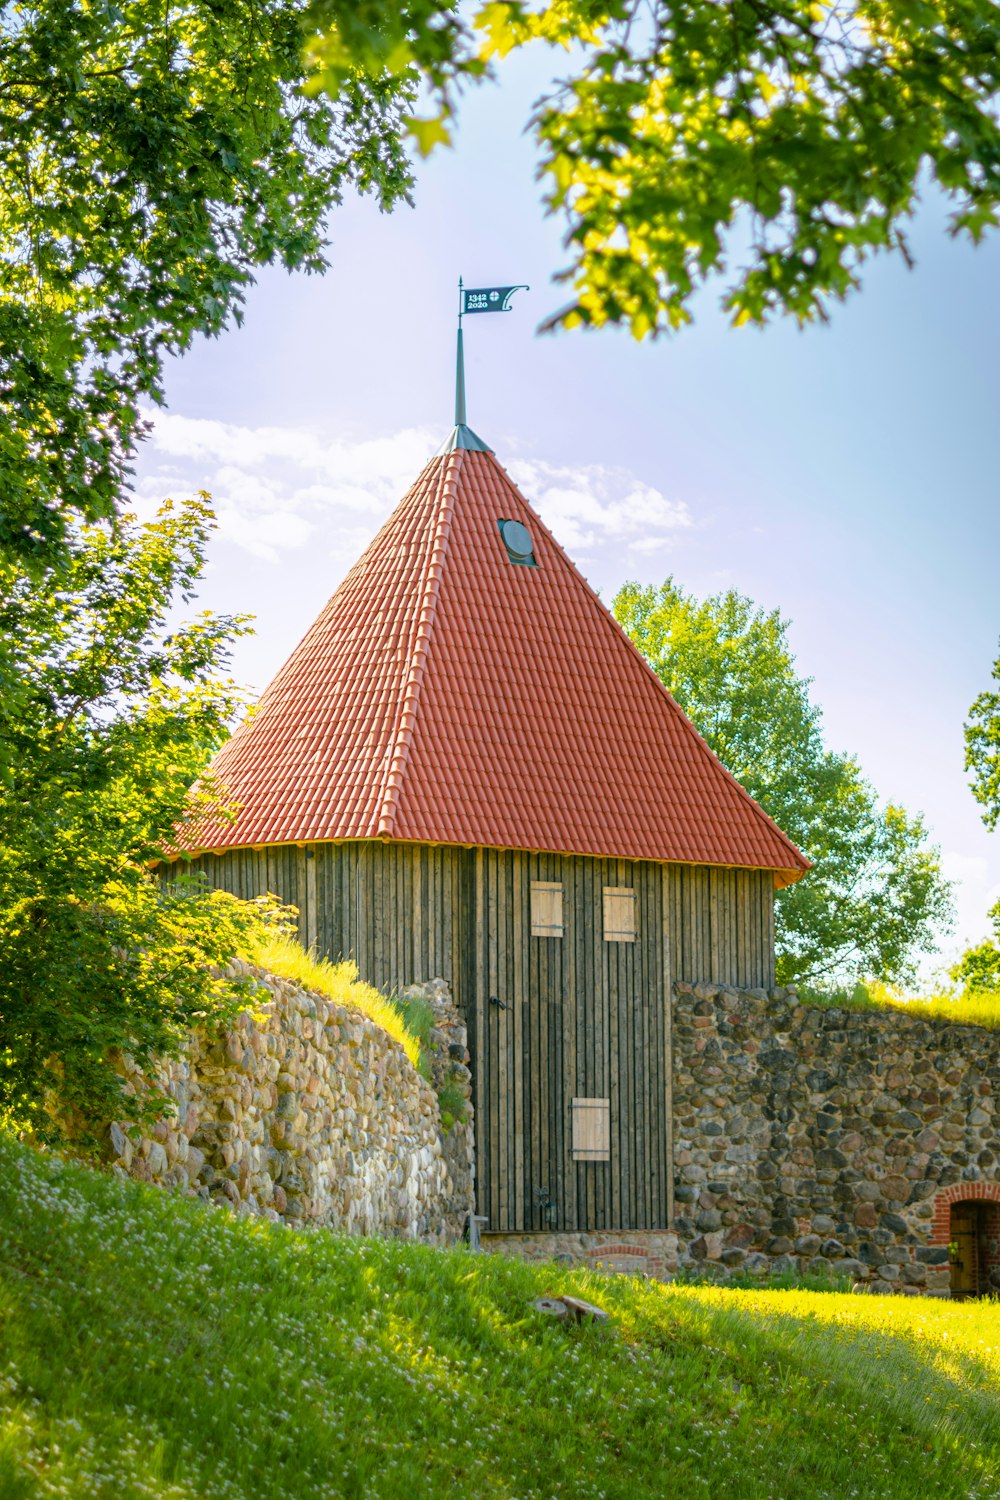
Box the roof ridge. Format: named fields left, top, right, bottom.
left=374, top=451, right=462, bottom=838
left=481, top=449, right=809, bottom=874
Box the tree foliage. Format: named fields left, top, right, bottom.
left=613, top=578, right=953, bottom=984
left=0, top=0, right=415, bottom=565
left=6, top=1, right=999, bottom=562
left=0, top=498, right=280, bottom=1144
left=951, top=899, right=1000, bottom=992
left=310, top=0, right=1000, bottom=334
left=966, top=640, right=1000, bottom=831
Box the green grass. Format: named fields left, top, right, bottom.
left=797, top=977, right=1000, bottom=1029
left=249, top=931, right=422, bottom=1068
left=2, top=1136, right=1000, bottom=1499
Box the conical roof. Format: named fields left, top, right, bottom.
left=185, top=443, right=809, bottom=886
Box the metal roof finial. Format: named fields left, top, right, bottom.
left=438, top=278, right=529, bottom=454
left=455, top=276, right=467, bottom=427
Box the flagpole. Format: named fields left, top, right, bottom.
left=455, top=276, right=466, bottom=428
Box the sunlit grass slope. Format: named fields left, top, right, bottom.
left=2, top=1135, right=1000, bottom=1500
left=249, top=931, right=423, bottom=1068
left=799, top=978, right=1000, bottom=1030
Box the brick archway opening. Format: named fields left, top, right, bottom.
left=930, top=1183, right=1000, bottom=1298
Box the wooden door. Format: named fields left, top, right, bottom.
left=470, top=850, right=672, bottom=1234
left=950, top=1205, right=982, bottom=1297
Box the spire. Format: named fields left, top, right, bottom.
left=455, top=307, right=466, bottom=426
left=438, top=276, right=528, bottom=454
left=440, top=276, right=491, bottom=452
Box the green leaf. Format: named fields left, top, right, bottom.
left=402, top=111, right=453, bottom=156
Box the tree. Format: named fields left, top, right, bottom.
left=613, top=578, right=953, bottom=984
left=7, top=2, right=999, bottom=561
left=966, top=640, right=1000, bottom=831
left=951, top=900, right=1000, bottom=991
left=0, top=0, right=414, bottom=565
left=310, top=0, right=1000, bottom=334
left=0, top=498, right=281, bottom=1145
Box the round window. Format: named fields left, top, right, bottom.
left=501, top=519, right=534, bottom=561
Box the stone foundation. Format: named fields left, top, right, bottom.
left=482, top=1231, right=680, bottom=1280
left=109, top=968, right=473, bottom=1244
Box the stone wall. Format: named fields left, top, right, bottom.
left=109, top=959, right=1000, bottom=1289
left=671, top=980, right=1000, bottom=1292
left=109, top=967, right=473, bottom=1244
left=486, top=982, right=1000, bottom=1294
left=399, top=978, right=475, bottom=1233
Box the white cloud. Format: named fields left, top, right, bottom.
left=133, top=413, right=694, bottom=566
left=509, top=458, right=693, bottom=556
left=134, top=412, right=439, bottom=563
left=933, top=851, right=1000, bottom=976
left=940, top=852, right=990, bottom=887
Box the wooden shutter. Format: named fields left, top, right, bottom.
left=531, top=881, right=563, bottom=938
left=572, top=1097, right=610, bottom=1161
left=602, top=886, right=636, bottom=942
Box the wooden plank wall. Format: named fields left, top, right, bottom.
left=181, top=846, right=774, bottom=996
left=179, top=842, right=467, bottom=1001
left=469, top=850, right=672, bottom=1236
left=668, top=865, right=775, bottom=990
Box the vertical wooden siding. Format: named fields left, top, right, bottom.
left=182, top=845, right=774, bottom=996
left=180, top=842, right=466, bottom=1000
left=468, top=851, right=673, bottom=1235
left=668, top=865, right=775, bottom=990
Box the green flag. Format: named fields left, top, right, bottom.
left=462, top=285, right=528, bottom=314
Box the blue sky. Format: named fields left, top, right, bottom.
left=135, top=47, right=1000, bottom=976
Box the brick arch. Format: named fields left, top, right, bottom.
left=930, top=1181, right=1000, bottom=1245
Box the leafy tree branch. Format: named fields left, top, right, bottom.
left=0, top=0, right=416, bottom=565
left=309, top=0, right=1000, bottom=334
left=0, top=498, right=281, bottom=1144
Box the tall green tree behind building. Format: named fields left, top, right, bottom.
left=966, top=643, right=1000, bottom=834
left=613, top=579, right=953, bottom=985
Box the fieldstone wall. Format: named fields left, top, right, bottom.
left=399, top=978, right=475, bottom=1231
left=109, top=966, right=474, bottom=1244
left=674, top=981, right=1000, bottom=1291
left=486, top=982, right=1000, bottom=1294
left=107, top=959, right=1000, bottom=1289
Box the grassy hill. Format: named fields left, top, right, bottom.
left=1, top=1135, right=999, bottom=1500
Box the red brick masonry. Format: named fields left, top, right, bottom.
left=930, top=1180, right=1000, bottom=1243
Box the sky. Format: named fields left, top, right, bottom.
left=133, top=46, right=1000, bottom=978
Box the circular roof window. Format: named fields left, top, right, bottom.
left=500, top=519, right=534, bottom=562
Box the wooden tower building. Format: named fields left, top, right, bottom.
left=180, top=413, right=808, bottom=1237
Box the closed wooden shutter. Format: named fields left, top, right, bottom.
left=572, top=1097, right=610, bottom=1161
left=602, top=886, right=636, bottom=942
left=531, top=881, right=564, bottom=937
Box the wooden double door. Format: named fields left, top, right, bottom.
left=467, top=849, right=673, bottom=1234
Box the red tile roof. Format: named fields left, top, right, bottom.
left=183, top=445, right=809, bottom=886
